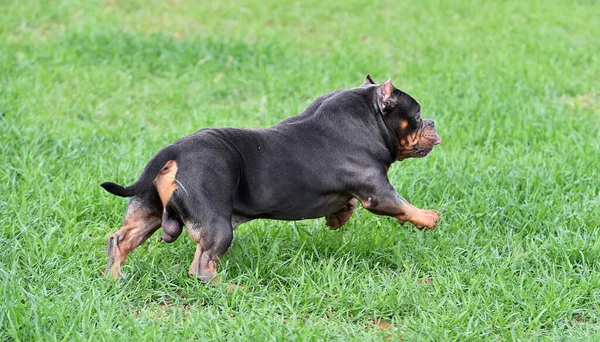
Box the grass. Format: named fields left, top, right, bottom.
left=1, top=0, right=599, bottom=339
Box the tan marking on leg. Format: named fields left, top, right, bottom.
left=105, top=201, right=161, bottom=278
left=154, top=160, right=178, bottom=208
left=395, top=201, right=439, bottom=230
left=187, top=225, right=204, bottom=278
left=186, top=224, right=236, bottom=287
left=186, top=223, right=203, bottom=244
left=325, top=198, right=358, bottom=230
left=360, top=195, right=440, bottom=230
left=188, top=246, right=220, bottom=282
left=188, top=243, right=203, bottom=278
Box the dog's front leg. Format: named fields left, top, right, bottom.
left=356, top=179, right=439, bottom=230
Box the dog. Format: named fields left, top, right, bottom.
left=101, top=75, right=441, bottom=282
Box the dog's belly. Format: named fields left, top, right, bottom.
left=233, top=192, right=353, bottom=221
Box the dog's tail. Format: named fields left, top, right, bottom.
left=101, top=145, right=179, bottom=197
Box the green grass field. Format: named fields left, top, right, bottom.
left=1, top=0, right=599, bottom=340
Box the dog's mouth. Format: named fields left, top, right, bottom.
left=396, top=121, right=441, bottom=160
left=407, top=131, right=441, bottom=159
left=413, top=145, right=434, bottom=158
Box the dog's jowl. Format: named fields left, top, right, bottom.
left=101, top=75, right=441, bottom=282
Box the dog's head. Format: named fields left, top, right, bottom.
left=363, top=75, right=441, bottom=161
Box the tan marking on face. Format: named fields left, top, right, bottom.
left=397, top=132, right=420, bottom=160
left=154, top=160, right=178, bottom=208
left=396, top=123, right=441, bottom=161
left=400, top=120, right=409, bottom=130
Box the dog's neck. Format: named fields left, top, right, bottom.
left=373, top=109, right=400, bottom=164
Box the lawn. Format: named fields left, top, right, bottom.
left=1, top=0, right=599, bottom=340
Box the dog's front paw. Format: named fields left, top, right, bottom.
left=412, top=209, right=440, bottom=230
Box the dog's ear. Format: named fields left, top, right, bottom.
left=361, top=74, right=376, bottom=87
left=378, top=79, right=396, bottom=113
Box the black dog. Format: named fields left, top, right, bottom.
left=102, top=75, right=441, bottom=282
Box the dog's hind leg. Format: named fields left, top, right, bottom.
left=172, top=151, right=240, bottom=284
left=186, top=218, right=233, bottom=284
left=325, top=198, right=358, bottom=230
left=105, top=197, right=161, bottom=279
